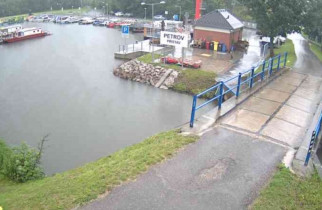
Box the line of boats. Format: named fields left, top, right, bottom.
left=27, top=15, right=145, bottom=32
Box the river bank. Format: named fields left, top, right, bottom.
left=114, top=53, right=218, bottom=98
left=0, top=130, right=198, bottom=209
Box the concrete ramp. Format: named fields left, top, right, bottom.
left=220, top=71, right=322, bottom=149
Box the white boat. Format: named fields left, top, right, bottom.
left=79, top=17, right=94, bottom=25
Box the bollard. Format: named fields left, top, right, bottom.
left=190, top=96, right=197, bottom=128
left=218, top=82, right=224, bottom=109
left=236, top=73, right=242, bottom=98
left=250, top=67, right=255, bottom=88
left=261, top=60, right=266, bottom=81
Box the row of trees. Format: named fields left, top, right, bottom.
left=241, top=0, right=321, bottom=54
left=0, top=0, right=237, bottom=18
left=1, top=0, right=321, bottom=50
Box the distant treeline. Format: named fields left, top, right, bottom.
left=0, top=0, right=247, bottom=19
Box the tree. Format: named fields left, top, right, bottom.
left=302, top=0, right=322, bottom=50
left=241, top=0, right=305, bottom=56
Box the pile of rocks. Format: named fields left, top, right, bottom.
left=113, top=59, right=179, bottom=89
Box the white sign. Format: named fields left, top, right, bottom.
left=160, top=31, right=189, bottom=48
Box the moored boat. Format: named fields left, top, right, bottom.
left=4, top=27, right=49, bottom=43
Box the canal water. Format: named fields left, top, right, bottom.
left=0, top=23, right=211, bottom=175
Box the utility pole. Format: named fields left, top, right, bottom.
left=141, top=1, right=166, bottom=63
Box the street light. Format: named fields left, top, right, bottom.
left=175, top=5, right=181, bottom=21
left=144, top=8, right=147, bottom=20
left=101, top=1, right=108, bottom=17
left=141, top=1, right=166, bottom=62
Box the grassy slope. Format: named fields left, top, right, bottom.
left=274, top=39, right=296, bottom=67
left=252, top=166, right=322, bottom=210
left=309, top=43, right=322, bottom=62
left=172, top=70, right=217, bottom=96
left=0, top=130, right=198, bottom=209
left=137, top=53, right=217, bottom=96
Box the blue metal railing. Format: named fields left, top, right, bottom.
left=304, top=111, right=322, bottom=166
left=190, top=52, right=288, bottom=127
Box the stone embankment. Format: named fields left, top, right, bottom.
left=113, top=60, right=179, bottom=89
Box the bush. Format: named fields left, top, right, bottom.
left=0, top=141, right=44, bottom=183
left=0, top=140, right=11, bottom=171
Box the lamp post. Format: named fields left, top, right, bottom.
left=141, top=1, right=166, bottom=63
left=175, top=5, right=181, bottom=21
left=101, top=1, right=107, bottom=17
left=107, top=3, right=109, bottom=19
left=144, top=8, right=147, bottom=20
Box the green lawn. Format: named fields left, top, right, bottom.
left=172, top=70, right=217, bottom=97
left=0, top=130, right=198, bottom=210
left=274, top=39, right=296, bottom=67
left=309, top=43, right=322, bottom=62
left=252, top=165, right=322, bottom=210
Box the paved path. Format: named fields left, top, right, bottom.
left=221, top=71, right=322, bottom=149
left=82, top=128, right=286, bottom=210
left=81, top=34, right=322, bottom=210
left=289, top=33, right=322, bottom=77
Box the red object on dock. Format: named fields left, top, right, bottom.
left=206, top=41, right=210, bottom=50
left=161, top=56, right=179, bottom=64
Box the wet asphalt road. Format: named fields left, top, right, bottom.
left=289, top=33, right=322, bottom=77
left=81, top=127, right=286, bottom=210
left=81, top=33, right=321, bottom=210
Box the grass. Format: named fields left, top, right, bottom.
left=274, top=39, right=296, bottom=67
left=137, top=53, right=162, bottom=63
left=172, top=70, right=217, bottom=97
left=137, top=53, right=217, bottom=97
left=309, top=43, right=322, bottom=62
left=252, top=165, right=322, bottom=210
left=0, top=130, right=198, bottom=210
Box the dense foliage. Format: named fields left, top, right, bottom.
left=0, top=140, right=44, bottom=183
left=241, top=0, right=306, bottom=55
left=302, top=0, right=322, bottom=45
